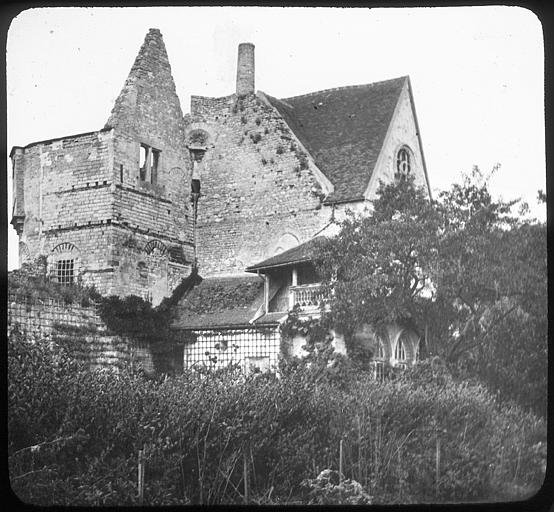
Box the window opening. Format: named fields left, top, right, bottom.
left=395, top=338, right=407, bottom=370
left=396, top=147, right=411, bottom=176
left=139, top=145, right=149, bottom=181
left=139, top=144, right=160, bottom=184
left=151, top=149, right=160, bottom=184
left=56, top=259, right=74, bottom=285
left=372, top=339, right=386, bottom=382
left=184, top=328, right=280, bottom=373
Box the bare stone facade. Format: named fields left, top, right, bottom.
left=188, top=91, right=335, bottom=276
left=11, top=29, right=194, bottom=305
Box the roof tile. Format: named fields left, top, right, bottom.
left=265, top=77, right=407, bottom=203
left=246, top=236, right=327, bottom=272
left=172, top=274, right=264, bottom=329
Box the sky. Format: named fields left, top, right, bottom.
left=6, top=6, right=545, bottom=270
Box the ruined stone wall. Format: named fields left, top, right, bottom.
left=11, top=29, right=195, bottom=303
left=105, top=28, right=194, bottom=301
left=189, top=92, right=336, bottom=275
left=11, top=129, right=119, bottom=293
left=7, top=293, right=156, bottom=372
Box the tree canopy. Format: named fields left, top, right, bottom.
left=316, top=168, right=547, bottom=416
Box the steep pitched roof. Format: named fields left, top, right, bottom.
left=105, top=28, right=185, bottom=137
left=171, top=274, right=265, bottom=329
left=246, top=237, right=326, bottom=272
left=265, top=76, right=407, bottom=203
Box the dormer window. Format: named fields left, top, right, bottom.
left=139, top=143, right=160, bottom=184
left=396, top=146, right=411, bottom=176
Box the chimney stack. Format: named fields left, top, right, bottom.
left=236, top=43, right=255, bottom=96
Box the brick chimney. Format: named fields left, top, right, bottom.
left=236, top=43, right=255, bottom=96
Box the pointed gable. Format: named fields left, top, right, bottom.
left=265, top=77, right=407, bottom=203
left=105, top=28, right=186, bottom=143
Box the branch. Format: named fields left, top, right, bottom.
left=481, top=304, right=519, bottom=339
left=457, top=292, right=477, bottom=316
left=11, top=467, right=55, bottom=481
left=9, top=434, right=80, bottom=459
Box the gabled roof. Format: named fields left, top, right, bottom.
left=265, top=76, right=407, bottom=203
left=171, top=274, right=266, bottom=329
left=246, top=236, right=327, bottom=272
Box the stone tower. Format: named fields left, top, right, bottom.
left=10, top=29, right=194, bottom=304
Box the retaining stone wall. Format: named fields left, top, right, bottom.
left=7, top=294, right=156, bottom=373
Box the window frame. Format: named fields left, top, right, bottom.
left=56, top=258, right=75, bottom=286
left=139, top=143, right=161, bottom=185
left=395, top=338, right=408, bottom=370
left=396, top=146, right=412, bottom=177
left=371, top=339, right=386, bottom=382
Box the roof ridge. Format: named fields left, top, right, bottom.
left=280, top=76, right=408, bottom=102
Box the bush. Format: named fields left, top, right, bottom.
left=8, top=334, right=546, bottom=505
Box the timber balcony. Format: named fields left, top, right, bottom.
left=289, top=283, right=330, bottom=312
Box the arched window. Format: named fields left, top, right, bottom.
left=372, top=338, right=386, bottom=382
left=396, top=146, right=411, bottom=176
left=395, top=338, right=408, bottom=370
left=51, top=242, right=80, bottom=285
left=272, top=232, right=300, bottom=256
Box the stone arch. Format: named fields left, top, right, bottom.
left=352, top=324, right=392, bottom=360
left=52, top=242, right=80, bottom=255
left=391, top=328, right=419, bottom=364
left=187, top=128, right=211, bottom=148
left=186, top=122, right=216, bottom=148
left=144, top=239, right=168, bottom=256
left=271, top=231, right=300, bottom=256
left=50, top=242, right=81, bottom=284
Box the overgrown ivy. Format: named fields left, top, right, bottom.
left=97, top=268, right=201, bottom=347
left=8, top=259, right=102, bottom=307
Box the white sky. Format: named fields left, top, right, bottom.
left=6, top=6, right=545, bottom=270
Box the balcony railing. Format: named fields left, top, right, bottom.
left=289, top=283, right=329, bottom=311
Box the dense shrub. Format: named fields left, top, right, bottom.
left=8, top=260, right=101, bottom=306
left=8, top=334, right=546, bottom=505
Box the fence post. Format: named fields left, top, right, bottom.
left=243, top=445, right=250, bottom=504
left=435, top=430, right=441, bottom=499
left=339, top=438, right=344, bottom=482
left=138, top=448, right=144, bottom=504
left=357, top=414, right=362, bottom=483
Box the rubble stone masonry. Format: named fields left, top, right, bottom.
left=189, top=91, right=339, bottom=276
left=11, top=29, right=194, bottom=304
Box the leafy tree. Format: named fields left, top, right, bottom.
left=316, top=168, right=547, bottom=416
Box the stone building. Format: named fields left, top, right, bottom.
left=10, top=29, right=431, bottom=374
left=10, top=29, right=194, bottom=305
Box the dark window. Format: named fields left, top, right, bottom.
left=396, top=147, right=411, bottom=176
left=191, top=179, right=201, bottom=194
left=56, top=259, right=74, bottom=285
left=151, top=149, right=160, bottom=184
